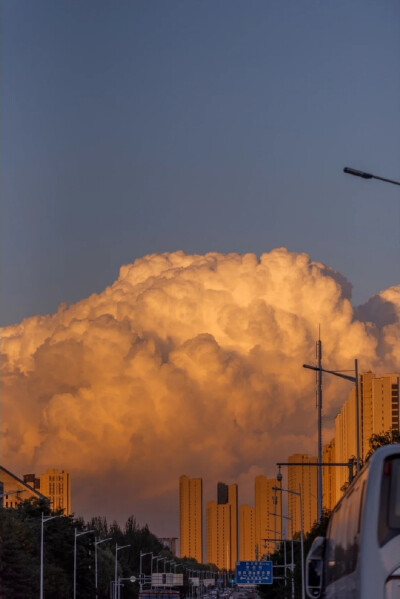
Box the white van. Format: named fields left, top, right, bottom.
left=306, top=444, right=400, bottom=598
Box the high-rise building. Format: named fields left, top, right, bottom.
left=206, top=482, right=238, bottom=570
left=255, top=476, right=282, bottom=556
left=335, top=372, right=399, bottom=497
left=239, top=504, right=255, bottom=561
left=38, top=469, right=71, bottom=515
left=206, top=501, right=231, bottom=569
left=179, top=475, right=203, bottom=562
left=288, top=454, right=318, bottom=536
left=0, top=466, right=48, bottom=508
left=322, top=439, right=336, bottom=511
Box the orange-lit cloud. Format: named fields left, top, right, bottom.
left=1, top=249, right=398, bottom=535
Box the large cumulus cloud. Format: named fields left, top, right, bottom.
left=1, top=249, right=398, bottom=535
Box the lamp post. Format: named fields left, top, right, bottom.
left=272, top=485, right=305, bottom=599
left=40, top=512, right=63, bottom=599
left=155, top=556, right=165, bottom=573
left=74, top=528, right=94, bottom=599
left=343, top=167, right=400, bottom=186
left=303, top=350, right=360, bottom=520
left=139, top=551, right=153, bottom=590
left=114, top=544, right=131, bottom=599
left=95, top=536, right=111, bottom=598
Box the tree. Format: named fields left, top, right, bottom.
left=366, top=429, right=400, bottom=461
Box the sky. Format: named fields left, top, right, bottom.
left=1, top=1, right=400, bottom=541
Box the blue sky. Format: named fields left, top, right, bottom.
left=1, top=0, right=399, bottom=326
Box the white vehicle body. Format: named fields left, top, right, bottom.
left=306, top=444, right=400, bottom=599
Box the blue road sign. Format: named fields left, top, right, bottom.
left=235, top=561, right=273, bottom=585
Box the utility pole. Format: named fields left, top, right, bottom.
left=316, top=337, right=323, bottom=522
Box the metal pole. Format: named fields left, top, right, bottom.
left=317, top=339, right=323, bottom=522
left=40, top=513, right=44, bottom=599
left=299, top=485, right=305, bottom=599
left=283, top=539, right=287, bottom=590
left=115, top=545, right=118, bottom=599
left=355, top=359, right=360, bottom=473
left=95, top=539, right=98, bottom=597
left=95, top=537, right=112, bottom=598
left=291, top=535, right=294, bottom=599
left=139, top=552, right=142, bottom=591
left=273, top=485, right=277, bottom=554
left=74, top=529, right=77, bottom=599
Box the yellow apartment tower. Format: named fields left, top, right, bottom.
left=255, top=476, right=282, bottom=556
left=239, top=504, right=255, bottom=561
left=288, top=454, right=318, bottom=536
left=322, top=439, right=336, bottom=511
left=206, top=482, right=238, bottom=570
left=179, top=475, right=203, bottom=562
left=206, top=501, right=231, bottom=570
left=335, top=372, right=399, bottom=498
left=39, top=469, right=71, bottom=515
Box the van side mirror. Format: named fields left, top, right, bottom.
left=306, top=536, right=325, bottom=599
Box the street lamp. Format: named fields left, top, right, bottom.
left=140, top=551, right=154, bottom=590
left=40, top=512, right=63, bottom=599
left=272, top=485, right=305, bottom=599
left=95, top=536, right=112, bottom=598
left=74, top=528, right=94, bottom=599
left=155, top=556, right=166, bottom=573
left=343, top=167, right=400, bottom=186
left=114, top=544, right=131, bottom=599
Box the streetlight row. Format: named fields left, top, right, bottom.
left=40, top=515, right=137, bottom=599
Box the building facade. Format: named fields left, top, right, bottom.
left=288, top=454, right=318, bottom=536
left=0, top=466, right=48, bottom=508
left=322, top=439, right=336, bottom=511
left=334, top=372, right=399, bottom=497
left=239, top=504, right=256, bottom=561
left=206, top=482, right=238, bottom=570
left=179, top=475, right=203, bottom=562
left=254, top=476, right=282, bottom=556
left=37, top=469, right=71, bottom=515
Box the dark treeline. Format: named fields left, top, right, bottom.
left=0, top=497, right=208, bottom=599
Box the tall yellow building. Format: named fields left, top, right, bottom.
left=322, top=439, right=336, bottom=511
left=179, top=475, right=203, bottom=562
left=255, top=476, right=282, bottom=556
left=206, top=501, right=231, bottom=570
left=219, top=483, right=238, bottom=568
left=239, top=504, right=255, bottom=561
left=288, top=454, right=318, bottom=536
left=38, top=469, right=71, bottom=515
left=335, top=372, right=399, bottom=497
left=206, top=482, right=237, bottom=570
